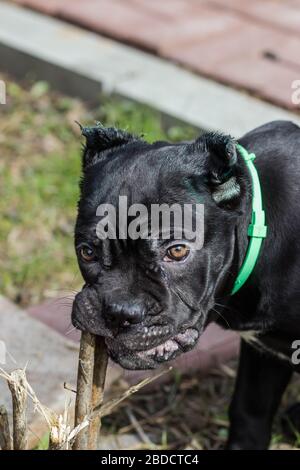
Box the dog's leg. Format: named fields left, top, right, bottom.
left=226, top=339, right=293, bottom=450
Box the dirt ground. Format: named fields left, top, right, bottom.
left=102, top=361, right=300, bottom=450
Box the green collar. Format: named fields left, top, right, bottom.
left=231, top=144, right=267, bottom=295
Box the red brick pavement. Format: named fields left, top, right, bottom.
left=11, top=0, right=300, bottom=109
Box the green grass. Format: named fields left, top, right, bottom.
left=0, top=76, right=197, bottom=305
left=34, top=433, right=50, bottom=450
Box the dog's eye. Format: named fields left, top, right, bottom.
left=80, top=245, right=96, bottom=262
left=164, top=244, right=190, bottom=262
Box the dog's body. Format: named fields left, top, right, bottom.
left=217, top=121, right=300, bottom=449
left=72, top=120, right=300, bottom=449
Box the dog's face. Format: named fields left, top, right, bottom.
left=72, top=127, right=244, bottom=369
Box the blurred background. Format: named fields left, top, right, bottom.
left=0, top=0, right=300, bottom=450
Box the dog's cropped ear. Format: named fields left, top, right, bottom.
left=195, top=132, right=241, bottom=206
left=80, top=125, right=137, bottom=169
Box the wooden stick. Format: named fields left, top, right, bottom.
left=7, top=369, right=28, bottom=450
left=72, top=332, right=95, bottom=450
left=88, top=336, right=108, bottom=449
left=68, top=367, right=171, bottom=449
left=0, top=405, right=12, bottom=450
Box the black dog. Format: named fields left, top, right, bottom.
left=72, top=120, right=300, bottom=449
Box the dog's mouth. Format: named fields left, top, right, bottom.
left=105, top=326, right=199, bottom=370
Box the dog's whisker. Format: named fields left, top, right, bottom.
left=65, top=324, right=77, bottom=336
left=215, top=301, right=231, bottom=312
left=54, top=303, right=74, bottom=309
left=48, top=287, right=79, bottom=294
left=53, top=297, right=75, bottom=303
left=212, top=307, right=231, bottom=329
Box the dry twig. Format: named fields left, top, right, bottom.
left=0, top=405, right=12, bottom=450
left=49, top=408, right=71, bottom=450
left=88, top=336, right=108, bottom=449
left=7, top=369, right=28, bottom=450
left=67, top=367, right=171, bottom=448
left=0, top=355, right=171, bottom=450
left=125, top=406, right=153, bottom=446
left=72, top=332, right=95, bottom=450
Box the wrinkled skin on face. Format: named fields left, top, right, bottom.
left=72, top=126, right=248, bottom=370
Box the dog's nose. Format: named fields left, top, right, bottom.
left=104, top=302, right=145, bottom=328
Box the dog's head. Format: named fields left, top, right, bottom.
left=72, top=125, right=245, bottom=369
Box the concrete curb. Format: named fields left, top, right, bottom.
left=1, top=2, right=300, bottom=136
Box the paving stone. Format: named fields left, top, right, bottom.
left=164, top=19, right=300, bottom=109
left=272, top=36, right=300, bottom=68
left=12, top=0, right=70, bottom=15
left=164, top=20, right=286, bottom=71
left=214, top=0, right=300, bottom=35
left=27, top=298, right=81, bottom=343
left=57, top=1, right=241, bottom=53
left=57, top=0, right=166, bottom=52
left=214, top=57, right=299, bottom=110
left=58, top=1, right=242, bottom=53
left=128, top=0, right=196, bottom=20
left=13, top=0, right=159, bottom=51
left=158, top=8, right=242, bottom=51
